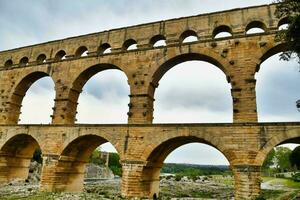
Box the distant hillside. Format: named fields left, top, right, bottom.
left=161, top=163, right=231, bottom=176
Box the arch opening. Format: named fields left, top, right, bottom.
left=4, top=59, right=13, bottom=68
left=98, top=43, right=112, bottom=55
left=213, top=25, right=233, bottom=39
left=19, top=57, right=29, bottom=67
left=75, top=46, right=88, bottom=58
left=71, top=64, right=129, bottom=124
left=245, top=21, right=267, bottom=34
left=150, top=35, right=166, bottom=47
left=278, top=17, right=290, bottom=30
left=8, top=72, right=55, bottom=124
left=180, top=30, right=198, bottom=43
left=36, top=54, right=47, bottom=64
left=123, top=39, right=137, bottom=51
left=142, top=136, right=232, bottom=198
left=260, top=137, right=300, bottom=198
left=256, top=51, right=300, bottom=122
left=54, top=135, right=121, bottom=193
left=0, top=134, right=42, bottom=184
left=152, top=54, right=232, bottom=123
left=54, top=50, right=67, bottom=61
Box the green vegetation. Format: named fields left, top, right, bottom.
left=89, top=149, right=122, bottom=176
left=32, top=148, right=43, bottom=164
left=290, top=146, right=300, bottom=169
left=275, top=0, right=300, bottom=63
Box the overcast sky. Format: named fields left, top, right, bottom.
left=1, top=0, right=299, bottom=165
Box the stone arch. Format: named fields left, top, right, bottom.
left=278, top=17, right=290, bottom=29
left=245, top=21, right=267, bottom=34
left=67, top=63, right=130, bottom=123
left=4, top=59, right=13, bottom=68
left=151, top=53, right=231, bottom=89
left=255, top=129, right=300, bottom=166
left=98, top=43, right=111, bottom=55
left=212, top=25, right=233, bottom=39
left=149, top=35, right=166, bottom=47
left=53, top=134, right=121, bottom=192
left=179, top=30, right=198, bottom=43
left=36, top=54, right=47, bottom=64
left=0, top=134, right=41, bottom=183
left=123, top=39, right=137, bottom=51
left=54, top=50, right=66, bottom=61
left=257, top=43, right=287, bottom=72
left=75, top=46, right=88, bottom=58
left=7, top=71, right=54, bottom=124
left=141, top=135, right=232, bottom=198
left=19, top=56, right=29, bottom=67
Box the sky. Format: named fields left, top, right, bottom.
left=1, top=0, right=300, bottom=165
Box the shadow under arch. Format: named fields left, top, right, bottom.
left=0, top=134, right=41, bottom=183
left=8, top=71, right=54, bottom=124
left=151, top=53, right=230, bottom=88
left=141, top=135, right=232, bottom=198
left=52, top=134, right=121, bottom=192
left=67, top=63, right=130, bottom=123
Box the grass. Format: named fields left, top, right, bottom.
left=262, top=176, right=300, bottom=189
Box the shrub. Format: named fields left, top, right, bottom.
left=292, top=172, right=300, bottom=182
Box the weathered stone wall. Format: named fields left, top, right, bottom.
left=0, top=3, right=297, bottom=199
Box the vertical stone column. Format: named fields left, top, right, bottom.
left=128, top=94, right=154, bottom=124
left=232, top=165, right=261, bottom=200
left=51, top=87, right=79, bottom=125
left=121, top=161, right=160, bottom=199
left=40, top=154, right=86, bottom=192
left=39, top=154, right=60, bottom=192
left=231, top=64, right=258, bottom=123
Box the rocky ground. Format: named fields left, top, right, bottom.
left=0, top=176, right=235, bottom=200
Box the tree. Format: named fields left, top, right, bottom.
left=290, top=146, right=300, bottom=169
left=275, top=0, right=300, bottom=63
left=274, top=147, right=292, bottom=172
left=262, top=149, right=276, bottom=170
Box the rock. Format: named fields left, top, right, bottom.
left=84, top=163, right=114, bottom=180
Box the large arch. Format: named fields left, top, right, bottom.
left=51, top=134, right=121, bottom=192
left=151, top=53, right=230, bottom=87
left=256, top=44, right=300, bottom=122
left=151, top=53, right=232, bottom=123
left=0, top=134, right=41, bottom=183
left=7, top=71, right=54, bottom=124
left=140, top=135, right=232, bottom=198
left=69, top=63, right=130, bottom=123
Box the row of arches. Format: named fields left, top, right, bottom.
left=2, top=18, right=289, bottom=69
left=1, top=127, right=300, bottom=198
left=17, top=52, right=299, bottom=124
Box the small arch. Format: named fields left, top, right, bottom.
left=36, top=54, right=47, bottom=64
left=98, top=43, right=112, bottom=55
left=213, top=25, right=233, bottom=39
left=150, top=35, right=166, bottom=47
left=278, top=17, right=290, bottom=30
left=54, top=50, right=67, bottom=61
left=180, top=30, right=198, bottom=43
left=123, top=39, right=137, bottom=51
left=75, top=46, right=88, bottom=58
left=246, top=21, right=267, bottom=34
left=19, top=57, right=29, bottom=67
left=4, top=59, right=13, bottom=68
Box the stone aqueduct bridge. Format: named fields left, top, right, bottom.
left=0, top=3, right=299, bottom=199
